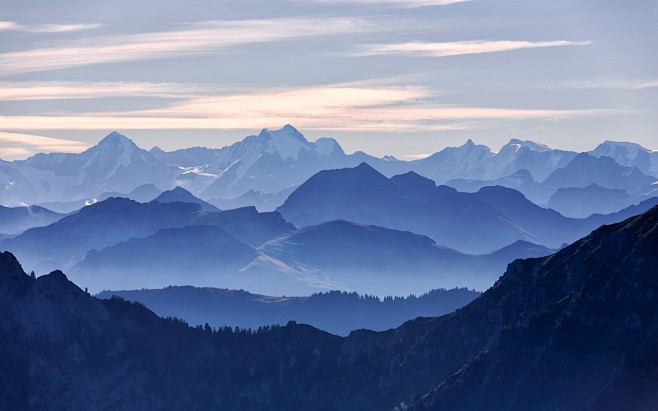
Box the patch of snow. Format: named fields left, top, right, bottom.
left=263, top=126, right=310, bottom=161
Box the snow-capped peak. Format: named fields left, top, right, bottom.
left=84, top=131, right=140, bottom=169
left=593, top=140, right=652, bottom=157
left=504, top=139, right=552, bottom=152
left=259, top=125, right=311, bottom=161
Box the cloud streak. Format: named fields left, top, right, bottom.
left=0, top=83, right=616, bottom=133
left=560, top=78, right=658, bottom=90
left=0, top=21, right=101, bottom=33
left=0, top=81, right=214, bottom=101
left=357, top=40, right=591, bottom=58
left=0, top=17, right=374, bottom=76
left=0, top=132, right=90, bottom=160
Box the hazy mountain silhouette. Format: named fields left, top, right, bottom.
left=152, top=186, right=220, bottom=212
left=278, top=163, right=536, bottom=253
left=126, top=183, right=163, bottom=202
left=70, top=217, right=553, bottom=295
left=543, top=152, right=655, bottom=193
left=0, top=197, right=201, bottom=273
left=97, top=287, right=481, bottom=336
left=278, top=164, right=653, bottom=253
left=548, top=183, right=640, bottom=218
left=446, top=152, right=658, bottom=215
left=74, top=225, right=257, bottom=291
left=0, top=205, right=64, bottom=235
left=260, top=219, right=554, bottom=295
left=446, top=169, right=548, bottom=204
left=190, top=206, right=294, bottom=247
left=34, top=183, right=164, bottom=214
left=208, top=186, right=297, bottom=212
left=2, top=205, right=657, bottom=410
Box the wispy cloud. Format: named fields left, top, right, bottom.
left=0, top=83, right=616, bottom=133
left=295, top=0, right=468, bottom=7
left=0, top=147, right=31, bottom=159
left=0, top=81, right=214, bottom=101
left=0, top=17, right=374, bottom=76
left=0, top=20, right=101, bottom=33
left=559, top=78, right=658, bottom=90
left=357, top=40, right=591, bottom=58
left=0, top=132, right=90, bottom=160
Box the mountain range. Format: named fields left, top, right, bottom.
left=278, top=163, right=657, bottom=253
left=1, top=126, right=656, bottom=219
left=4, top=174, right=658, bottom=295
left=2, top=203, right=657, bottom=410
left=67, top=209, right=555, bottom=295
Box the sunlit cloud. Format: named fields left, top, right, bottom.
left=0, top=81, right=215, bottom=101
left=0, top=83, right=617, bottom=133
left=0, top=132, right=90, bottom=160
left=0, top=20, right=101, bottom=33
left=0, top=147, right=31, bottom=159
left=357, top=40, right=591, bottom=58
left=0, top=17, right=375, bottom=76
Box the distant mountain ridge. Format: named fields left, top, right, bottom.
left=0, top=205, right=65, bottom=235
left=277, top=163, right=655, bottom=253
left=65, top=210, right=555, bottom=295
left=1, top=126, right=655, bottom=219
left=0, top=187, right=558, bottom=295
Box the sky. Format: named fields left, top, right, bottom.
left=0, top=0, right=657, bottom=160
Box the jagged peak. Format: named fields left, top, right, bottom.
left=98, top=131, right=135, bottom=146
left=256, top=125, right=310, bottom=161
left=259, top=124, right=308, bottom=143
left=503, top=138, right=552, bottom=152
left=452, top=139, right=491, bottom=153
